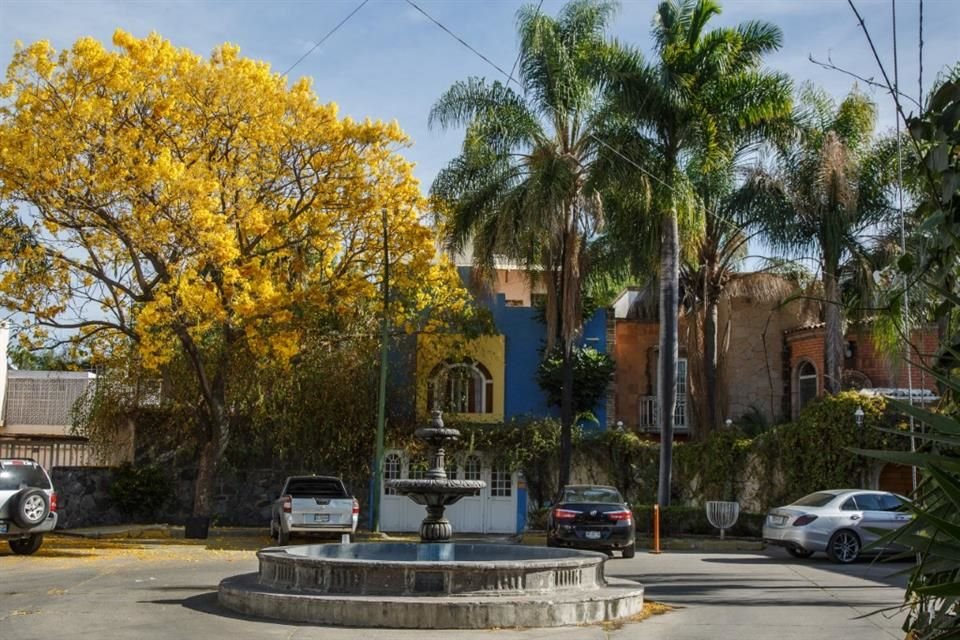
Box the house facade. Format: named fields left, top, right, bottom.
left=610, top=277, right=939, bottom=435
left=378, top=267, right=609, bottom=534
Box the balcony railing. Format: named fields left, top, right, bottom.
left=638, top=396, right=689, bottom=432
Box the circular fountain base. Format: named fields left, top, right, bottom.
left=218, top=543, right=644, bottom=629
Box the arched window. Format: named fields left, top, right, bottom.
left=383, top=453, right=401, bottom=496
left=797, top=361, right=818, bottom=414
left=427, top=360, right=494, bottom=414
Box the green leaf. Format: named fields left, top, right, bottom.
left=854, top=448, right=960, bottom=474
left=888, top=400, right=960, bottom=437
left=926, top=466, right=960, bottom=513
left=915, top=582, right=960, bottom=597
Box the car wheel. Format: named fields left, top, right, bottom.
left=9, top=534, right=44, bottom=555
left=546, top=536, right=557, bottom=548
left=786, top=547, right=814, bottom=559
left=622, top=544, right=636, bottom=559
left=827, top=530, right=861, bottom=564
left=12, top=488, right=49, bottom=529
left=277, top=525, right=289, bottom=546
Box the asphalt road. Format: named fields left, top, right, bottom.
left=0, top=536, right=909, bottom=640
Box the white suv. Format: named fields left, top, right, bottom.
left=0, top=458, right=58, bottom=555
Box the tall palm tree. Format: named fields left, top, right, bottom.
left=428, top=0, right=618, bottom=488
left=605, top=0, right=787, bottom=503
left=745, top=85, right=895, bottom=397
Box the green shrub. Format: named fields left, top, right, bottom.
left=109, top=463, right=172, bottom=521
left=632, top=505, right=764, bottom=538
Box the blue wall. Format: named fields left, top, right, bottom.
left=489, top=292, right=608, bottom=430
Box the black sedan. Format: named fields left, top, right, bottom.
left=546, top=485, right=636, bottom=558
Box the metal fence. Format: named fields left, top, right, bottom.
left=0, top=437, right=97, bottom=468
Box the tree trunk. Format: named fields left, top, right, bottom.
left=557, top=225, right=582, bottom=492
left=559, top=346, right=574, bottom=490
left=704, top=293, right=719, bottom=434
left=657, top=208, right=679, bottom=506
left=192, top=437, right=219, bottom=518
left=823, top=267, right=843, bottom=395
left=174, top=325, right=232, bottom=519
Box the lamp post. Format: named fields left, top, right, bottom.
left=372, top=207, right=390, bottom=533
left=854, top=406, right=865, bottom=488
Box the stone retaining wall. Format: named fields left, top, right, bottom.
left=49, top=466, right=351, bottom=529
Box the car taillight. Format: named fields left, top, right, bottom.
left=553, top=508, right=580, bottom=521
left=352, top=498, right=360, bottom=515
left=792, top=514, right=818, bottom=527
left=607, top=510, right=632, bottom=523
left=281, top=495, right=292, bottom=513
left=50, top=493, right=58, bottom=513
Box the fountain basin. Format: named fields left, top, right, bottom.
left=256, top=542, right=605, bottom=596
left=218, top=542, right=645, bottom=628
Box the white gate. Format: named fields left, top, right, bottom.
left=379, top=449, right=517, bottom=534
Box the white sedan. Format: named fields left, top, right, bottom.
left=763, top=489, right=911, bottom=563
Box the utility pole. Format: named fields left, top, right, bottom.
left=372, top=207, right=390, bottom=532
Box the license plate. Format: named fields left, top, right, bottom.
left=0, top=522, right=7, bottom=534
left=313, top=514, right=330, bottom=523
left=770, top=515, right=786, bottom=525
left=585, top=530, right=601, bottom=539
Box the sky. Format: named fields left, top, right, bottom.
left=1, top=0, right=957, bottom=197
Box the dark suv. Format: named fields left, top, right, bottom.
left=0, top=458, right=58, bottom=555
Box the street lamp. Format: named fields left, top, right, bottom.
left=854, top=406, right=865, bottom=488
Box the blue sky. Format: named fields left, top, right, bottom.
left=0, top=0, right=957, bottom=196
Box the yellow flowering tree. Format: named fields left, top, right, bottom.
left=0, top=31, right=468, bottom=518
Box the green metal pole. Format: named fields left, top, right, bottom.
left=372, top=207, right=389, bottom=533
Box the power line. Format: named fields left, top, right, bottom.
left=281, top=0, right=370, bottom=77
left=507, top=0, right=545, bottom=87
left=405, top=0, right=515, bottom=82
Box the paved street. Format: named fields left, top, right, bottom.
left=0, top=536, right=909, bottom=639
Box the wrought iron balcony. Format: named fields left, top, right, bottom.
left=637, top=396, right=689, bottom=432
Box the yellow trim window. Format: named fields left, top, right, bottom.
left=428, top=360, right=494, bottom=414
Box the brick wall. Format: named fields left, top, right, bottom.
left=786, top=326, right=939, bottom=418
left=613, top=322, right=660, bottom=429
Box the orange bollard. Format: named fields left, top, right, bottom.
left=651, top=503, right=662, bottom=554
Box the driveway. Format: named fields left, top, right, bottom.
left=0, top=536, right=909, bottom=639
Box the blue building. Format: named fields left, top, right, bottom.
left=378, top=266, right=609, bottom=534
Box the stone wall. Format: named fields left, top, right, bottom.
left=51, top=467, right=125, bottom=529
left=49, top=465, right=366, bottom=529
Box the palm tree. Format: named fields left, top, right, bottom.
left=428, top=0, right=618, bottom=488
left=745, top=85, right=895, bottom=397
left=605, top=0, right=788, bottom=503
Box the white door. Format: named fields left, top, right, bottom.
left=484, top=462, right=517, bottom=534
left=379, top=451, right=407, bottom=532
left=403, top=456, right=429, bottom=530
left=445, top=454, right=484, bottom=532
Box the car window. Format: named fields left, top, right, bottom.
left=562, top=487, right=622, bottom=504
left=284, top=478, right=347, bottom=498
left=791, top=492, right=836, bottom=507
left=853, top=494, right=884, bottom=511
left=880, top=494, right=905, bottom=512
left=0, top=465, right=51, bottom=491
left=840, top=498, right=858, bottom=511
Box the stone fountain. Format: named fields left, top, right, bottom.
left=218, top=411, right=644, bottom=628
left=386, top=410, right=486, bottom=542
